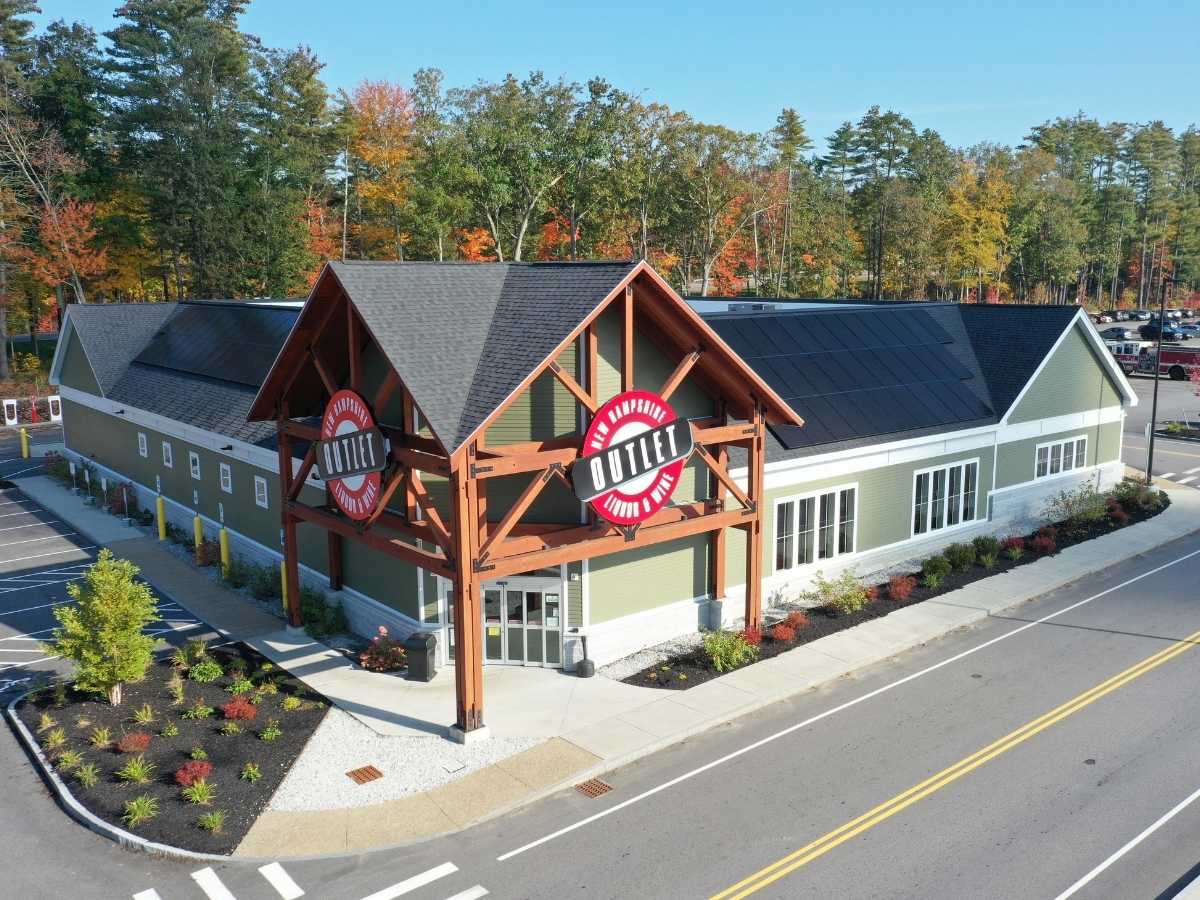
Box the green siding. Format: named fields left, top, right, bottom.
left=566, top=561, right=583, bottom=627
left=1009, top=325, right=1123, bottom=423
left=486, top=342, right=580, bottom=444
left=994, top=421, right=1121, bottom=489
left=587, top=534, right=710, bottom=624
left=59, top=330, right=101, bottom=396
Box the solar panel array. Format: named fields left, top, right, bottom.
left=134, top=302, right=299, bottom=388
left=705, top=306, right=994, bottom=450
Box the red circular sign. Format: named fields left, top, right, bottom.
left=580, top=390, right=688, bottom=525
left=321, top=390, right=382, bottom=520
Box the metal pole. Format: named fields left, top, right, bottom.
left=1145, top=277, right=1169, bottom=484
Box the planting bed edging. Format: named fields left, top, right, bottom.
left=6, top=691, right=236, bottom=863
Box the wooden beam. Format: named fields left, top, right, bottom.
left=327, top=526, right=343, bottom=591
left=693, top=443, right=753, bottom=511
left=287, top=500, right=450, bottom=571
left=477, top=466, right=558, bottom=562
left=659, top=349, right=702, bottom=402
left=287, top=444, right=318, bottom=503
left=373, top=370, right=400, bottom=416
left=388, top=443, right=451, bottom=477
left=744, top=405, right=766, bottom=629
left=621, top=284, right=634, bottom=391
left=548, top=360, right=599, bottom=413
left=277, top=409, right=302, bottom=627
left=282, top=419, right=321, bottom=442
left=309, top=345, right=338, bottom=397
left=476, top=435, right=581, bottom=457
left=691, top=421, right=759, bottom=448
left=365, top=466, right=407, bottom=528
left=450, top=447, right=485, bottom=732
left=347, top=302, right=363, bottom=394
left=586, top=322, right=599, bottom=406
left=470, top=446, right=579, bottom=480
left=408, top=470, right=452, bottom=553
left=711, top=439, right=727, bottom=601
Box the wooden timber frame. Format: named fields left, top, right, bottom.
left=251, top=261, right=802, bottom=735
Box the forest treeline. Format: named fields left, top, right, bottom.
left=1, top=0, right=1198, bottom=370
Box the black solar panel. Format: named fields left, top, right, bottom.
left=134, top=303, right=299, bottom=388
left=705, top=305, right=995, bottom=451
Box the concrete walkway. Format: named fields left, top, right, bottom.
left=16, top=468, right=1200, bottom=857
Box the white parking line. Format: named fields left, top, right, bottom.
left=1, top=598, right=72, bottom=616
left=0, top=532, right=77, bottom=549
left=0, top=545, right=95, bottom=565
left=259, top=861, right=305, bottom=898
left=444, top=888, right=489, bottom=900
left=0, top=655, right=56, bottom=672
left=1187, top=467, right=1200, bottom=475
left=190, top=867, right=237, bottom=900
left=360, top=862, right=458, bottom=900
left=1054, top=781, right=1200, bottom=899
left=132, top=890, right=162, bottom=900
left=1177, top=475, right=1197, bottom=485
left=1159, top=472, right=1177, bottom=479
left=0, top=520, right=60, bottom=533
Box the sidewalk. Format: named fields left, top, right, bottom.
left=16, top=469, right=1200, bottom=858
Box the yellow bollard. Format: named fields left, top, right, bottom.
left=218, top=528, right=230, bottom=576
left=279, top=560, right=288, bottom=615
left=19, top=427, right=29, bottom=459
left=156, top=496, right=166, bottom=541
left=193, top=515, right=203, bottom=564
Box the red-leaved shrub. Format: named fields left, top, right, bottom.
left=889, top=574, right=917, bottom=602
left=785, top=610, right=810, bottom=630
left=359, top=626, right=407, bottom=672
left=1107, top=499, right=1130, bottom=525
left=740, top=627, right=763, bottom=646
left=1036, top=525, right=1058, bottom=542
left=222, top=697, right=258, bottom=721
left=1000, top=536, right=1025, bottom=552
left=771, top=623, right=797, bottom=643
left=1030, top=534, right=1056, bottom=554
left=175, top=760, right=213, bottom=787
left=866, top=585, right=881, bottom=603
left=116, top=731, right=152, bottom=753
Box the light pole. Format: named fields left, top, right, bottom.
left=1145, top=274, right=1171, bottom=484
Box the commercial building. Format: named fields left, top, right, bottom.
left=51, top=260, right=1135, bottom=735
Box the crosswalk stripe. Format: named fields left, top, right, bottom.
left=132, top=890, right=162, bottom=900
left=1159, top=472, right=1176, bottom=479
left=360, top=862, right=458, bottom=900
left=1177, top=475, right=1197, bottom=484
left=191, top=866, right=237, bottom=900
left=444, top=887, right=489, bottom=900
left=259, top=862, right=305, bottom=899
left=1187, top=467, right=1200, bottom=474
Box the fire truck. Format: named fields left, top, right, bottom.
left=1105, top=340, right=1154, bottom=374
left=1136, top=343, right=1200, bottom=380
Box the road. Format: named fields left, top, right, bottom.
left=0, top=491, right=1198, bottom=897
left=1119, top=376, right=1199, bottom=484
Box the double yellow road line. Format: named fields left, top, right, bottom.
left=712, top=626, right=1200, bottom=899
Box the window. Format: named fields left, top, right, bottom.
left=188, top=450, right=201, bottom=480
left=219, top=462, right=232, bottom=494
left=161, top=441, right=173, bottom=468
left=254, top=475, right=269, bottom=509
left=912, top=460, right=979, bottom=537
left=1034, top=436, right=1087, bottom=481
left=137, top=433, right=148, bottom=458
left=773, top=486, right=857, bottom=573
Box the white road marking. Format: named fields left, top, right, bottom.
left=0, top=633, right=51, bottom=641
left=0, top=655, right=56, bottom=672
left=0, top=545, right=95, bottom=565
left=190, top=867, right=237, bottom=900
left=1159, top=472, right=1177, bottom=479
left=1177, top=475, right=1197, bottom=484
left=259, top=862, right=305, bottom=898
left=0, top=648, right=48, bottom=653
left=5, top=465, right=45, bottom=477
left=0, top=532, right=77, bottom=548
left=1, top=598, right=72, bottom=616
left=131, top=890, right=162, bottom=900
left=0, top=510, right=43, bottom=518
left=360, top=862, right=458, bottom=900
left=497, top=545, right=1200, bottom=862
left=0, top=520, right=60, bottom=532
left=444, top=888, right=489, bottom=900
left=1053, top=781, right=1200, bottom=899
left=1187, top=467, right=1200, bottom=475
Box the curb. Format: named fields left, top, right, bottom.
left=1153, top=430, right=1200, bottom=444
left=5, top=691, right=234, bottom=864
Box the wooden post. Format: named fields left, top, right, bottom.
left=450, top=443, right=485, bottom=733
left=710, top=443, right=728, bottom=602
left=621, top=284, right=634, bottom=391
left=327, top=530, right=343, bottom=591
left=277, top=408, right=302, bottom=628
left=743, top=405, right=765, bottom=630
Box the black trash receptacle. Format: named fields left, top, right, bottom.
left=404, top=631, right=437, bottom=682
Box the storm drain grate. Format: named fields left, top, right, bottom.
left=346, top=765, right=384, bottom=785
left=576, top=778, right=613, bottom=799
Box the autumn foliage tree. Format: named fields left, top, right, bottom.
left=349, top=80, right=414, bottom=260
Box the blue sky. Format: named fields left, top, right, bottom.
left=35, top=0, right=1200, bottom=151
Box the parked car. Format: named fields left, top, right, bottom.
left=1177, top=323, right=1200, bottom=335
left=1094, top=313, right=1114, bottom=323
left=1100, top=327, right=1135, bottom=341
left=1132, top=309, right=1153, bottom=321
left=1166, top=309, right=1183, bottom=319
left=1139, top=322, right=1188, bottom=341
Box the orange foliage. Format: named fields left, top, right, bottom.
left=19, top=199, right=107, bottom=291
left=455, top=227, right=497, bottom=262
left=350, top=80, right=414, bottom=214
left=536, top=211, right=573, bottom=260
left=301, top=196, right=338, bottom=287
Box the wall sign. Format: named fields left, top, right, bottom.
left=317, top=389, right=386, bottom=520
left=572, top=389, right=694, bottom=525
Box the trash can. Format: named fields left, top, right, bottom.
left=404, top=631, right=437, bottom=682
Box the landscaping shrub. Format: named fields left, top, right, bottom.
left=222, top=697, right=258, bottom=721
left=41, top=451, right=71, bottom=485
left=889, top=574, right=916, bottom=601
left=300, top=585, right=348, bottom=637
left=190, top=745, right=208, bottom=760
left=131, top=703, right=155, bottom=725
left=249, top=563, right=282, bottom=602
left=978, top=549, right=999, bottom=569
left=1044, top=484, right=1107, bottom=527
left=181, top=779, right=216, bottom=806
left=115, top=755, right=155, bottom=785
left=785, top=610, right=809, bottom=630
left=866, top=584, right=881, bottom=603
left=972, top=535, right=1001, bottom=558
left=1107, top=498, right=1130, bottom=525
left=197, top=810, right=227, bottom=833
left=921, top=555, right=951, bottom=589
left=116, top=731, right=152, bottom=753
left=1030, top=534, right=1057, bottom=555
left=174, top=760, right=213, bottom=787
left=1001, top=536, right=1025, bottom=561
left=105, top=483, right=140, bottom=518
left=226, top=676, right=254, bottom=695
left=87, top=726, right=111, bottom=748
left=188, top=659, right=223, bottom=683
left=55, top=750, right=83, bottom=772
left=181, top=699, right=214, bottom=720
left=222, top=557, right=252, bottom=590
left=259, top=719, right=283, bottom=742
left=740, top=627, right=763, bottom=646
left=702, top=630, right=759, bottom=673
left=240, top=762, right=262, bottom=783
left=42, top=727, right=66, bottom=753
left=280, top=695, right=303, bottom=712
left=74, top=763, right=99, bottom=788
left=944, top=542, right=976, bottom=572
left=195, top=539, right=221, bottom=568
left=805, top=570, right=870, bottom=617
left=160, top=722, right=179, bottom=737
left=358, top=626, right=406, bottom=672
left=771, top=622, right=796, bottom=643
left=122, top=794, right=159, bottom=827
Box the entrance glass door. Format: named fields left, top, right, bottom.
left=475, top=576, right=563, bottom=667
left=505, top=589, right=524, bottom=663
left=524, top=592, right=543, bottom=665
left=484, top=588, right=504, bottom=662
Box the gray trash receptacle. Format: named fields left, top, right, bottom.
left=404, top=631, right=437, bottom=682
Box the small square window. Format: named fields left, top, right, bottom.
left=137, top=433, right=148, bottom=458
left=188, top=451, right=201, bottom=481
left=162, top=441, right=173, bottom=469
left=219, top=462, right=232, bottom=494
left=254, top=475, right=269, bottom=509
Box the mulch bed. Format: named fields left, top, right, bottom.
left=1157, top=424, right=1200, bottom=442
left=623, top=491, right=1170, bottom=691
left=15, top=642, right=328, bottom=854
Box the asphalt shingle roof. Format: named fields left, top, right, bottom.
left=66, top=302, right=177, bottom=394
left=328, top=260, right=638, bottom=452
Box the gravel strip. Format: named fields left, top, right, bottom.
left=598, top=632, right=705, bottom=681
left=268, top=708, right=539, bottom=811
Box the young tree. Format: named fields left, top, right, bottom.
left=349, top=78, right=414, bottom=260
left=45, top=550, right=160, bottom=706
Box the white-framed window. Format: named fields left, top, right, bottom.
left=137, top=432, right=148, bottom=458
left=161, top=441, right=173, bottom=469
left=773, top=483, right=858, bottom=573
left=913, top=459, right=979, bottom=537
left=254, top=475, right=269, bottom=509
left=188, top=450, right=201, bottom=481
left=1035, top=435, right=1087, bottom=480
left=219, top=462, right=232, bottom=494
